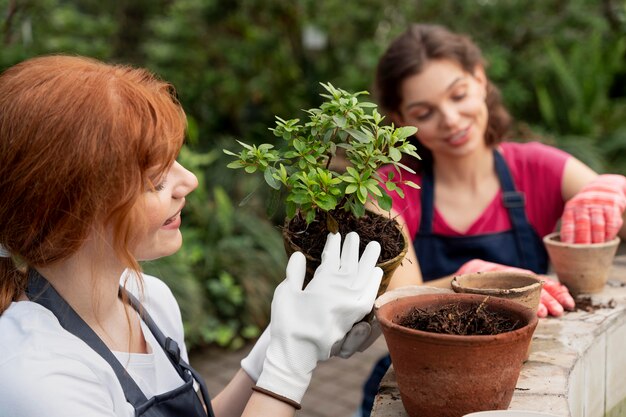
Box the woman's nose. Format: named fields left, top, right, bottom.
left=439, top=104, right=461, bottom=128
left=173, top=162, right=198, bottom=198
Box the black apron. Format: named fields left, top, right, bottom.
left=416, top=149, right=548, bottom=280
left=26, top=269, right=215, bottom=417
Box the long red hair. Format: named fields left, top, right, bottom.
left=0, top=55, right=186, bottom=313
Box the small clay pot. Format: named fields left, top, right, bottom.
left=543, top=232, right=620, bottom=295
left=451, top=271, right=543, bottom=312
left=376, top=293, right=538, bottom=417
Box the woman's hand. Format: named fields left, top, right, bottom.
left=455, top=259, right=575, bottom=318
left=560, top=174, right=626, bottom=244
left=255, top=232, right=383, bottom=407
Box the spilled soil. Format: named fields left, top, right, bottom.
left=573, top=296, right=616, bottom=313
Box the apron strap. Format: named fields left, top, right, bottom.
left=25, top=270, right=149, bottom=407
left=493, top=150, right=535, bottom=268
left=123, top=289, right=214, bottom=415
left=418, top=163, right=435, bottom=234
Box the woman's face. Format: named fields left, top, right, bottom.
left=394, top=59, right=488, bottom=158
left=132, top=161, right=198, bottom=261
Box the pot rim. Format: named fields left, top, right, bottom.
left=451, top=271, right=543, bottom=296
left=376, top=293, right=538, bottom=344
left=543, top=231, right=621, bottom=249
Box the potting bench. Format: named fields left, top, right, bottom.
left=371, top=253, right=626, bottom=417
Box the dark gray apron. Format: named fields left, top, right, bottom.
left=416, top=149, right=549, bottom=280
left=26, top=269, right=215, bottom=417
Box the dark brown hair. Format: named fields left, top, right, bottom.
left=375, top=24, right=511, bottom=166
left=0, top=55, right=186, bottom=313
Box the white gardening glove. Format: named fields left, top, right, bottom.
left=247, top=317, right=375, bottom=378
left=255, top=232, right=383, bottom=406
left=240, top=326, right=271, bottom=382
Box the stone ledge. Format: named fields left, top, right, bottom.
left=372, top=255, right=626, bottom=417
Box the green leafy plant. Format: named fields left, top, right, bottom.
left=224, top=82, right=420, bottom=233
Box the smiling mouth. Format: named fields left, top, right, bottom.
left=163, top=213, right=179, bottom=226
left=448, top=126, right=470, bottom=143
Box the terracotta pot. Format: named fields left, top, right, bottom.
left=376, top=293, right=538, bottom=417
left=451, top=271, right=543, bottom=312
left=282, top=214, right=408, bottom=296
left=543, top=232, right=620, bottom=296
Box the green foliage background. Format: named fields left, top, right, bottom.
left=2, top=0, right=625, bottom=349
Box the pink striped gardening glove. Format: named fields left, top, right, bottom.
left=455, top=259, right=575, bottom=318
left=560, top=174, right=626, bottom=244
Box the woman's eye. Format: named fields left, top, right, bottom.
left=413, top=111, right=432, bottom=121
left=451, top=88, right=468, bottom=101
left=154, top=180, right=167, bottom=192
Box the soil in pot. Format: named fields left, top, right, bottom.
left=398, top=297, right=524, bottom=336
left=283, top=209, right=407, bottom=292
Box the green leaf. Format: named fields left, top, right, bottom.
left=377, top=193, right=393, bottom=212
left=332, top=115, right=347, bottom=128
left=404, top=180, right=420, bottom=189
left=226, top=161, right=244, bottom=169
left=288, top=192, right=311, bottom=204
left=244, top=165, right=257, bottom=173
left=345, top=166, right=360, bottom=178
left=315, top=194, right=337, bottom=211
left=345, top=128, right=371, bottom=143
left=351, top=201, right=366, bottom=217
left=357, top=185, right=368, bottom=204
left=264, top=167, right=280, bottom=190
left=389, top=147, right=402, bottom=162
left=286, top=201, right=297, bottom=219
left=305, top=210, right=316, bottom=224
left=394, top=126, right=418, bottom=139
left=236, top=140, right=254, bottom=150
left=345, top=184, right=358, bottom=194
left=366, top=180, right=382, bottom=196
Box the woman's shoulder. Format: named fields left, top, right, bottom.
left=501, top=140, right=571, bottom=162
left=500, top=141, right=571, bottom=178
left=0, top=303, right=130, bottom=416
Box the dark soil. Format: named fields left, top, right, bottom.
left=573, top=296, right=616, bottom=313
left=283, top=209, right=405, bottom=287
left=397, top=297, right=523, bottom=336
left=284, top=209, right=404, bottom=261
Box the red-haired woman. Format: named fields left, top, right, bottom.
left=0, top=55, right=383, bottom=417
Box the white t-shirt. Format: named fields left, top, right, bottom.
left=0, top=273, right=191, bottom=417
